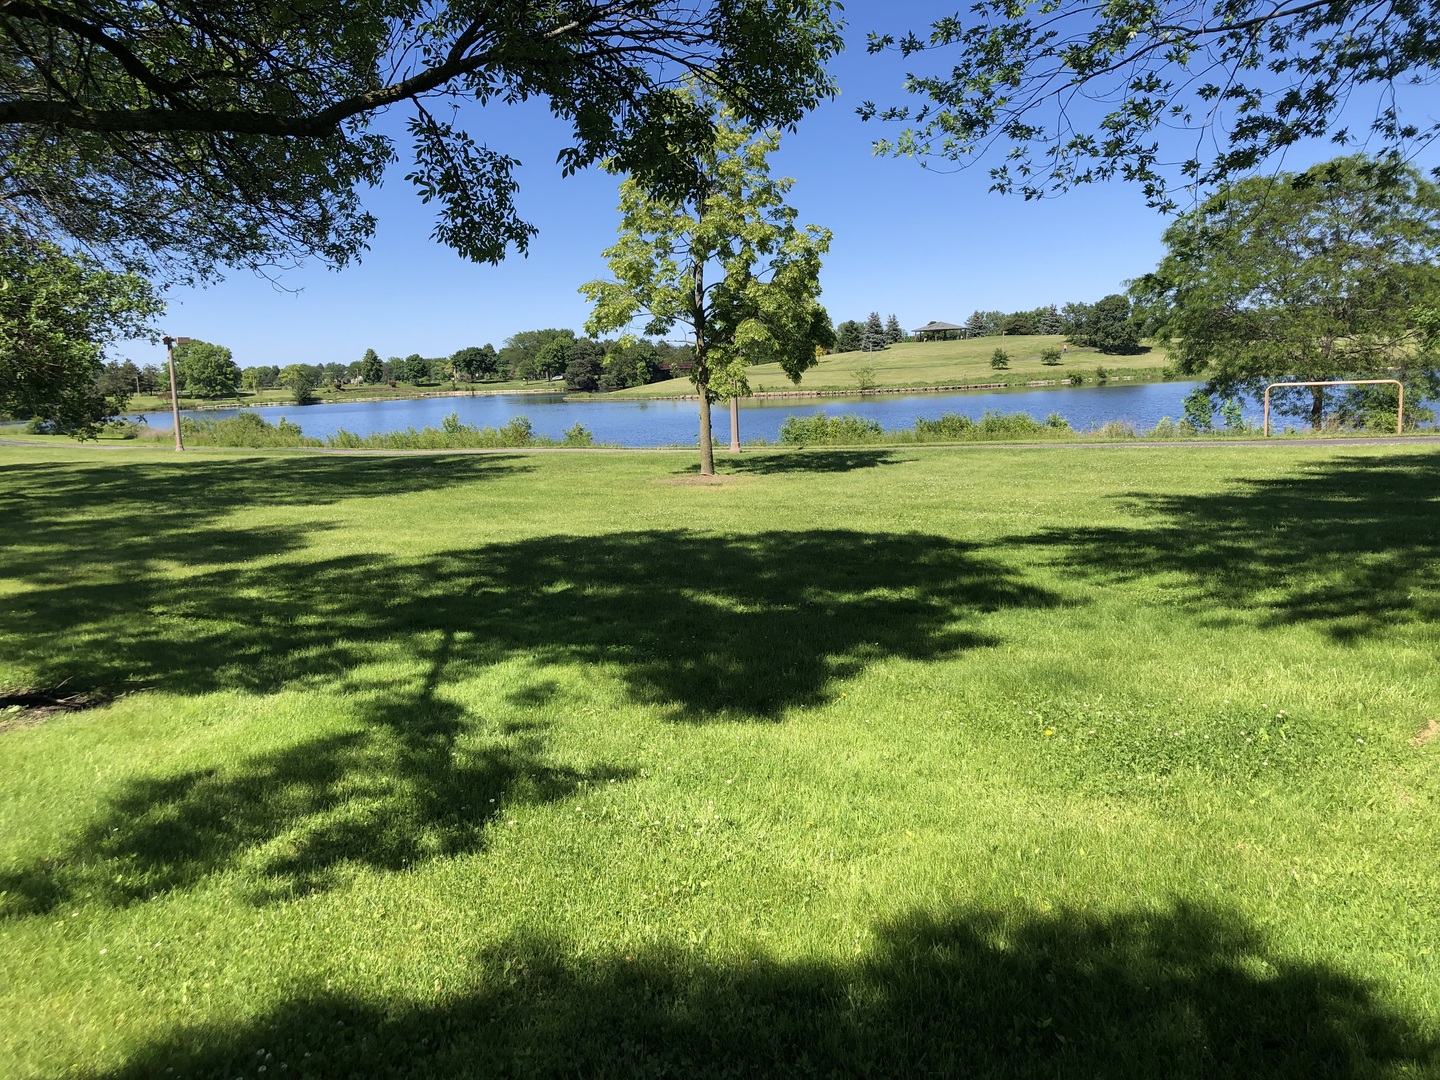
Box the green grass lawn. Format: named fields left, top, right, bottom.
left=611, top=336, right=1174, bottom=397
left=1, top=442, right=1436, bottom=1078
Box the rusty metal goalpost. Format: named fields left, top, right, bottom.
left=1262, top=379, right=1404, bottom=437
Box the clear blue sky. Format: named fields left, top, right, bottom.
left=118, top=11, right=1440, bottom=370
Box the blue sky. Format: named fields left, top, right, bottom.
left=120, top=10, right=1440, bottom=370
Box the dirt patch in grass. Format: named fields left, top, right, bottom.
left=0, top=686, right=118, bottom=732
left=1411, top=719, right=1439, bottom=747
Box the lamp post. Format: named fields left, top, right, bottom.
left=162, top=335, right=190, bottom=451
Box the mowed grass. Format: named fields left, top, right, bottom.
left=611, top=335, right=1174, bottom=397
left=0, top=441, right=1437, bottom=1079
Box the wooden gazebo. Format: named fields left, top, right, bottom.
left=912, top=320, right=965, bottom=342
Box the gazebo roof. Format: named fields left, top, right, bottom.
left=912, top=321, right=965, bottom=333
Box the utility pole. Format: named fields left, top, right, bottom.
left=162, top=335, right=190, bottom=451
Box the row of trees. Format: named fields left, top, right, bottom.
left=833, top=313, right=903, bottom=353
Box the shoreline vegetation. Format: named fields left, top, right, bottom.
left=8, top=407, right=1431, bottom=452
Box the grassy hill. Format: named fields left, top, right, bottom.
left=612, top=335, right=1174, bottom=397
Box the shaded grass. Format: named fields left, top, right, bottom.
left=0, top=442, right=1437, bottom=1078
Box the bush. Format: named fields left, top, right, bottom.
left=1095, top=420, right=1138, bottom=439
left=778, top=412, right=884, bottom=445
left=1040, top=346, right=1062, bottom=366
left=1151, top=416, right=1180, bottom=439
left=852, top=361, right=877, bottom=392
left=179, top=411, right=318, bottom=447
left=1064, top=369, right=1085, bottom=385
left=911, top=410, right=1063, bottom=442
left=562, top=422, right=594, bottom=447
left=1183, top=388, right=1214, bottom=430
left=1094, top=366, right=1108, bottom=382
left=1219, top=397, right=1245, bottom=431
left=1044, top=412, right=1072, bottom=431
left=990, top=348, right=1010, bottom=370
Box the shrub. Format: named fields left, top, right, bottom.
left=1095, top=420, right=1138, bottom=439
left=562, top=422, right=594, bottom=447
left=1219, top=397, right=1245, bottom=431
left=1151, top=416, right=1180, bottom=439
left=911, top=410, right=1061, bottom=442
left=990, top=348, right=1010, bottom=370
left=852, top=361, right=878, bottom=392
left=778, top=412, right=884, bottom=445
left=1065, top=369, right=1085, bottom=385
left=1040, top=346, right=1062, bottom=365
left=1044, top=412, right=1071, bottom=431
left=180, top=411, right=319, bottom=447
left=1094, top=366, right=1108, bottom=382
left=1183, top=388, right=1214, bottom=430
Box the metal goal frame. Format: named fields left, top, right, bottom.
left=1262, top=379, right=1404, bottom=437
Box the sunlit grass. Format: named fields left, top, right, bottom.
left=611, top=336, right=1174, bottom=397
left=0, top=442, right=1436, bottom=1078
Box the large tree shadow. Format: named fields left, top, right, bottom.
left=92, top=901, right=1436, bottom=1079
left=0, top=454, right=528, bottom=585
left=1008, top=453, right=1440, bottom=641
left=2, top=528, right=1057, bottom=915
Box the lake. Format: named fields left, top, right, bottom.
left=137, top=380, right=1229, bottom=447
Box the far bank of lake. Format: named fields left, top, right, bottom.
left=137, top=381, right=1227, bottom=447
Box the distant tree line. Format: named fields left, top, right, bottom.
left=833, top=312, right=904, bottom=353
left=959, top=298, right=1140, bottom=354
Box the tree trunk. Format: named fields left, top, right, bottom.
left=1310, top=385, right=1324, bottom=430
left=729, top=397, right=741, bottom=452
left=698, top=393, right=715, bottom=475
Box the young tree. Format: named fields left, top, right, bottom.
left=866, top=4, right=1440, bottom=212
left=583, top=99, right=832, bottom=475
left=0, top=235, right=159, bottom=436
left=278, top=363, right=320, bottom=405
left=1133, top=155, right=1440, bottom=427
left=0, top=2, right=841, bottom=283
left=173, top=340, right=240, bottom=398
left=359, top=349, right=384, bottom=384
left=990, top=348, right=1009, bottom=370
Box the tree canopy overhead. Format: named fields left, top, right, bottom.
left=1132, top=155, right=1440, bottom=426
left=0, top=1, right=842, bottom=282
left=863, top=1, right=1440, bottom=210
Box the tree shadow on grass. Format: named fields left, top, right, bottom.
left=676, top=449, right=908, bottom=475
left=2, top=529, right=1056, bottom=915
left=1007, top=453, right=1440, bottom=642
left=0, top=454, right=528, bottom=587
left=93, top=901, right=1436, bottom=1079
left=10, top=528, right=1056, bottom=717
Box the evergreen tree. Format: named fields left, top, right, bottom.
left=835, top=320, right=864, bottom=352
left=884, top=313, right=904, bottom=344
left=862, top=311, right=887, bottom=351
left=1038, top=304, right=1064, bottom=334
left=359, top=348, right=384, bottom=383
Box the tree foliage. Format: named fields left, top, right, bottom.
left=0, top=233, right=160, bottom=436
left=583, top=97, right=831, bottom=474
left=0, top=1, right=841, bottom=282
left=173, top=339, right=239, bottom=398
left=449, top=344, right=496, bottom=382
left=1133, top=156, right=1440, bottom=426
left=864, top=1, right=1440, bottom=210
left=359, top=349, right=384, bottom=384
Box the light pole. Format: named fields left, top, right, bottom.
left=162, top=335, right=190, bottom=451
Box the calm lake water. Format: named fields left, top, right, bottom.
left=138, top=380, right=1232, bottom=447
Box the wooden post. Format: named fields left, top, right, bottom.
left=729, top=398, right=740, bottom=453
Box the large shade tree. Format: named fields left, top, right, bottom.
left=582, top=100, right=832, bottom=475
left=0, top=1, right=841, bottom=283
left=1131, top=156, right=1440, bottom=427
left=864, top=1, right=1440, bottom=211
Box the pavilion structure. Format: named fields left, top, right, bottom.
left=912, top=320, right=966, bottom=342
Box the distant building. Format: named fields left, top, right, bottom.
left=912, top=321, right=966, bottom=342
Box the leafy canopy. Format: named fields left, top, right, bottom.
left=173, top=339, right=239, bottom=399
left=582, top=97, right=832, bottom=474
left=0, top=232, right=160, bottom=437
left=1132, top=155, right=1440, bottom=424
left=0, top=1, right=841, bottom=282
left=864, top=1, right=1440, bottom=210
